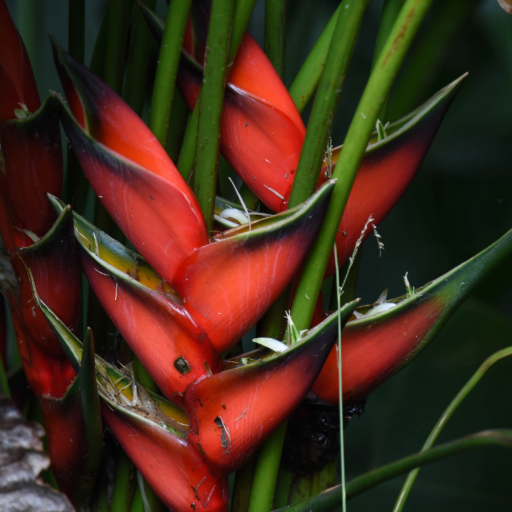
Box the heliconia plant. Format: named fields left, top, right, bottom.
left=0, top=1, right=511, bottom=511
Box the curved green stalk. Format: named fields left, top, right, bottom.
left=104, top=0, right=132, bottom=94
left=287, top=0, right=370, bottom=209
left=149, top=0, right=192, bottom=146
left=393, top=346, right=512, bottom=512
left=193, top=0, right=236, bottom=231
left=110, top=448, right=135, bottom=512
left=265, top=0, right=287, bottom=80
left=291, top=0, right=436, bottom=332
left=247, top=423, right=288, bottom=512
left=273, top=430, right=512, bottom=512
left=231, top=454, right=257, bottom=512
left=289, top=3, right=342, bottom=113
left=124, top=0, right=157, bottom=116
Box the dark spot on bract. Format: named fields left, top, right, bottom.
left=174, top=356, right=191, bottom=375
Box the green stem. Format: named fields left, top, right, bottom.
left=231, top=453, right=257, bottom=512
left=265, top=0, right=287, bottom=80
left=392, top=346, right=512, bottom=512
left=311, top=458, right=338, bottom=496
left=238, top=184, right=259, bottom=210
left=166, top=92, right=189, bottom=163
left=291, top=0, right=435, bottom=332
left=149, top=0, right=192, bottom=145
left=110, top=449, right=135, bottom=512
left=124, top=0, right=157, bottom=116
left=273, top=430, right=512, bottom=512
left=68, top=0, right=85, bottom=63
left=193, top=0, right=236, bottom=232
left=287, top=0, right=370, bottom=209
left=288, top=474, right=313, bottom=505
left=289, top=3, right=342, bottom=113
left=177, top=0, right=258, bottom=182
left=247, top=422, right=288, bottom=512
left=372, top=0, right=406, bottom=67
left=104, top=0, right=133, bottom=94
left=274, top=469, right=293, bottom=508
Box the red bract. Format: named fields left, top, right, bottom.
left=178, top=32, right=305, bottom=212
left=313, top=226, right=512, bottom=405
left=103, top=406, right=228, bottom=512
left=61, top=202, right=221, bottom=404
left=1, top=95, right=63, bottom=239
left=11, top=207, right=81, bottom=357
left=52, top=41, right=209, bottom=285
left=174, top=182, right=335, bottom=352
left=37, top=305, right=228, bottom=512
left=183, top=301, right=357, bottom=476
left=0, top=0, right=39, bottom=123
left=321, top=75, right=466, bottom=277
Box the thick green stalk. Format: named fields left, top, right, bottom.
left=68, top=0, right=85, bottom=63
left=110, top=449, right=135, bottom=512
left=166, top=92, right=189, bottom=163
left=149, top=0, right=192, bottom=145
left=289, top=3, right=342, bottom=113
left=291, top=0, right=435, bottom=332
left=274, top=469, right=293, bottom=508
left=372, top=0, right=406, bottom=67
left=393, top=346, right=512, bottom=512
left=231, top=454, right=257, bottom=512
left=287, top=0, right=370, bottom=209
left=177, top=0, right=258, bottom=181
left=104, top=0, right=132, bottom=94
left=247, top=423, right=288, bottom=512
left=273, top=430, right=512, bottom=512
left=311, top=459, right=338, bottom=496
left=178, top=105, right=200, bottom=181
left=289, top=474, right=313, bottom=505
left=265, top=0, right=287, bottom=80
left=124, top=0, right=157, bottom=116
left=371, top=0, right=405, bottom=120
left=193, top=0, right=236, bottom=231
left=238, top=184, right=259, bottom=210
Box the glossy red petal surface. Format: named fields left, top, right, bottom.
left=0, top=174, right=15, bottom=254
left=313, top=226, right=512, bottom=405
left=178, top=33, right=305, bottom=212
left=11, top=207, right=80, bottom=357
left=174, top=183, right=334, bottom=352
left=312, top=298, right=444, bottom=405
left=102, top=405, right=228, bottom=512
left=40, top=396, right=88, bottom=498
left=2, top=95, right=63, bottom=237
left=80, top=249, right=222, bottom=404
left=8, top=301, right=75, bottom=398
left=323, top=112, right=453, bottom=277
left=0, top=0, right=40, bottom=123
left=53, top=42, right=191, bottom=187
left=60, top=107, right=208, bottom=284
left=183, top=304, right=355, bottom=476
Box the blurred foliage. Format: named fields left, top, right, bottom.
left=5, top=0, right=512, bottom=509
